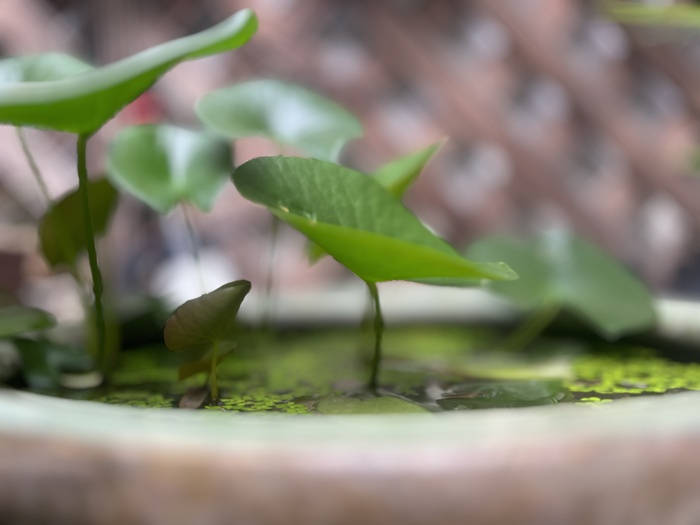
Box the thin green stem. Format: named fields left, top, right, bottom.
left=181, top=204, right=206, bottom=293
left=261, top=214, right=281, bottom=329
left=16, top=127, right=51, bottom=204
left=366, top=281, right=384, bottom=392
left=499, top=302, right=561, bottom=353
left=209, top=341, right=220, bottom=400
left=76, top=134, right=106, bottom=370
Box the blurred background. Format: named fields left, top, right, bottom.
left=2, top=0, right=700, bottom=320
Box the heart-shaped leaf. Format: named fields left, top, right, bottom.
left=0, top=306, right=55, bottom=338
left=233, top=156, right=516, bottom=284
left=467, top=231, right=656, bottom=338
left=196, top=79, right=362, bottom=161
left=372, top=140, right=444, bottom=199
left=38, top=178, right=119, bottom=268
left=0, top=9, right=257, bottom=135
left=164, top=280, right=251, bottom=353
left=0, top=53, right=93, bottom=84
left=307, top=141, right=445, bottom=263
left=13, top=338, right=93, bottom=390
left=107, top=124, right=233, bottom=213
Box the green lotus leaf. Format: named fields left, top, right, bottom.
left=0, top=306, right=55, bottom=338
left=467, top=231, right=656, bottom=338
left=196, top=79, right=362, bottom=161
left=107, top=124, right=233, bottom=213
left=164, top=280, right=251, bottom=353
left=372, top=140, right=444, bottom=198
left=0, top=53, right=93, bottom=84
left=233, top=156, right=516, bottom=284
left=0, top=9, right=257, bottom=134
left=38, top=178, right=119, bottom=268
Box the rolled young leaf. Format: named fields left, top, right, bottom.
left=196, top=79, right=362, bottom=161
left=0, top=9, right=257, bottom=134
left=107, top=124, right=233, bottom=214
left=164, top=280, right=251, bottom=353
left=233, top=156, right=516, bottom=284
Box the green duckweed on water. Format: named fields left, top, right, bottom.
left=30, top=327, right=700, bottom=413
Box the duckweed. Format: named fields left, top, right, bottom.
left=31, top=329, right=700, bottom=412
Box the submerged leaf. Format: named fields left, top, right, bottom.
left=316, top=396, right=428, bottom=414
left=107, top=124, right=233, bottom=213
left=164, top=280, right=251, bottom=353
left=0, top=306, right=55, bottom=338
left=38, top=178, right=119, bottom=268
left=196, top=79, right=362, bottom=161
left=0, top=9, right=257, bottom=134
left=467, top=231, right=656, bottom=338
left=233, top=157, right=516, bottom=284
left=437, top=380, right=568, bottom=410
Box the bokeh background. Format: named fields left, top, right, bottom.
left=2, top=0, right=700, bottom=319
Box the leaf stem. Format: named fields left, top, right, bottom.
left=77, top=134, right=106, bottom=370
left=498, top=302, right=561, bottom=353
left=16, top=127, right=51, bottom=205
left=209, top=340, right=220, bottom=400
left=366, top=281, right=384, bottom=392
left=181, top=204, right=206, bottom=293
left=261, top=214, right=281, bottom=329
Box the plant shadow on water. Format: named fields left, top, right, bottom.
left=29, top=325, right=700, bottom=414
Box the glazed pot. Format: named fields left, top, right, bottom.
left=1, top=286, right=699, bottom=525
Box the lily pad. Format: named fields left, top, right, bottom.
left=196, top=79, right=362, bottom=161
left=164, top=280, right=251, bottom=353
left=0, top=9, right=257, bottom=134
left=0, top=306, right=55, bottom=338
left=233, top=156, right=516, bottom=284
left=38, top=178, right=119, bottom=268
left=467, top=231, right=656, bottom=338
left=437, top=380, right=568, bottom=410
left=316, top=396, right=428, bottom=414
left=107, top=124, right=233, bottom=213
left=307, top=141, right=444, bottom=263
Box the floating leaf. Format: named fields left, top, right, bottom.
left=164, top=280, right=251, bottom=353
left=372, top=140, right=444, bottom=199
left=196, top=79, right=362, bottom=161
left=107, top=124, right=233, bottom=213
left=467, top=231, right=656, bottom=338
left=38, top=178, right=119, bottom=268
left=437, top=380, right=568, bottom=410
left=0, top=9, right=257, bottom=134
left=0, top=306, right=55, bottom=338
left=233, top=157, right=516, bottom=284
left=0, top=53, right=93, bottom=84
left=316, top=396, right=428, bottom=414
